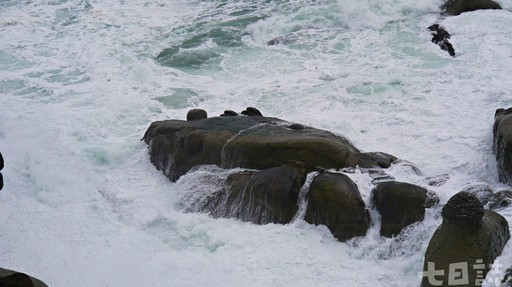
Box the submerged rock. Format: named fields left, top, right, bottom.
left=304, top=172, right=370, bottom=241
left=143, top=113, right=365, bottom=181
left=502, top=267, right=512, bottom=286
left=493, top=108, right=512, bottom=185
left=442, top=0, right=501, bottom=15
left=0, top=268, right=48, bottom=287
left=461, top=182, right=494, bottom=205
left=488, top=190, right=512, bottom=210
left=371, top=181, right=437, bottom=237
left=421, top=192, right=510, bottom=287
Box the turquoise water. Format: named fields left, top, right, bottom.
left=1, top=0, right=512, bottom=286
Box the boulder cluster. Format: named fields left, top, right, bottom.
left=144, top=105, right=512, bottom=285
left=143, top=107, right=440, bottom=241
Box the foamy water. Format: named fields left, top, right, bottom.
left=1, top=0, right=512, bottom=286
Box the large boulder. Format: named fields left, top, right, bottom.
left=371, top=181, right=437, bottom=237
left=0, top=268, right=48, bottom=287
left=304, top=172, right=370, bottom=241
left=442, top=0, right=501, bottom=15
left=421, top=192, right=510, bottom=287
left=494, top=108, right=512, bottom=185
left=196, top=164, right=306, bottom=224
left=143, top=115, right=373, bottom=181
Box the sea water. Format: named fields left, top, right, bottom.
left=1, top=0, right=512, bottom=286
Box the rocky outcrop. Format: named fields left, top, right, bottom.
left=442, top=0, right=501, bottom=16
left=142, top=113, right=395, bottom=181
left=197, top=164, right=307, bottom=224
left=421, top=192, right=510, bottom=287
left=0, top=268, right=48, bottom=287
left=427, top=24, right=455, bottom=57
left=493, top=108, right=512, bottom=185
left=371, top=181, right=437, bottom=237
left=488, top=190, right=512, bottom=210
left=304, top=172, right=370, bottom=241
left=144, top=109, right=407, bottom=242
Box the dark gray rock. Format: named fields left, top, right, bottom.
left=304, top=172, right=370, bottom=241
left=371, top=181, right=437, bottom=237
left=142, top=116, right=364, bottom=181
left=220, top=110, right=238, bottom=117
left=493, top=108, right=512, bottom=185
left=442, top=0, right=501, bottom=16
left=488, top=190, right=512, bottom=210
left=421, top=192, right=510, bottom=287
left=428, top=24, right=455, bottom=57
left=241, top=107, right=263, bottom=116
left=186, top=109, right=208, bottom=121
left=0, top=268, right=48, bottom=287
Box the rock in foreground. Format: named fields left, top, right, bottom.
left=0, top=268, right=48, bottom=287
left=421, top=192, right=510, bottom=287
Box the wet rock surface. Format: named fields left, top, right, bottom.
left=493, top=107, right=512, bottom=185
left=371, top=181, right=436, bottom=237
left=421, top=192, right=510, bottom=287
left=304, top=172, right=370, bottom=241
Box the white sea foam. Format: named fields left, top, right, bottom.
left=1, top=0, right=512, bottom=286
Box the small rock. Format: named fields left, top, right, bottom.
left=220, top=110, right=238, bottom=117
left=241, top=107, right=263, bottom=116
left=186, top=109, right=208, bottom=121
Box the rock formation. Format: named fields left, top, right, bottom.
left=421, top=192, right=510, bottom=287
left=196, top=164, right=307, bottom=224
left=304, top=172, right=370, bottom=241
left=427, top=24, right=455, bottom=57
left=493, top=108, right=512, bottom=184
left=142, top=111, right=396, bottom=181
